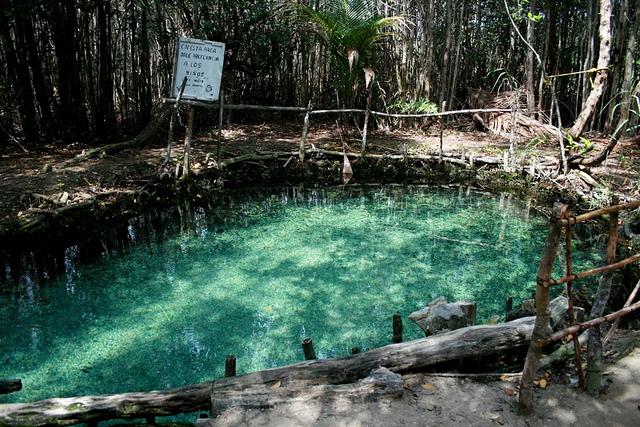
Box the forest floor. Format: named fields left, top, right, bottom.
left=207, top=330, right=640, bottom=427
left=1, top=122, right=639, bottom=232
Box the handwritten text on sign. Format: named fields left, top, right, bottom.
left=172, top=37, right=225, bottom=102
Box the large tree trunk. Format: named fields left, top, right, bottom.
left=569, top=0, right=613, bottom=138
left=0, top=0, right=39, bottom=142
left=0, top=317, right=535, bottom=426
left=615, top=2, right=640, bottom=134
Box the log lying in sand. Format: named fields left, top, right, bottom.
left=0, top=317, right=534, bottom=426
left=209, top=367, right=403, bottom=416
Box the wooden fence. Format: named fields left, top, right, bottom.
left=160, top=96, right=512, bottom=176
left=519, top=199, right=640, bottom=413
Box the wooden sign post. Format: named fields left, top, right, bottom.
left=168, top=37, right=225, bottom=177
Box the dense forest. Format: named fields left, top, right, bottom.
left=0, top=0, right=638, bottom=146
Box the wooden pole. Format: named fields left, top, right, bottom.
left=302, top=338, right=317, bottom=360
left=361, top=90, right=373, bottom=157
left=225, top=355, right=236, bottom=378
left=519, top=203, right=568, bottom=414
left=392, top=313, right=403, bottom=343
left=299, top=101, right=312, bottom=162
left=509, top=103, right=516, bottom=168
left=0, top=379, right=21, bottom=395
left=604, top=278, right=640, bottom=344
left=182, top=107, right=194, bottom=178
left=538, top=300, right=640, bottom=347
left=217, top=89, right=224, bottom=165
left=586, top=196, right=619, bottom=395
left=565, top=220, right=586, bottom=388
left=165, top=76, right=188, bottom=165
left=542, top=253, right=640, bottom=287
left=439, top=101, right=446, bottom=162
left=505, top=297, right=513, bottom=317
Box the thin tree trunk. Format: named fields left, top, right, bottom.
left=615, top=2, right=640, bottom=135
left=570, top=0, right=613, bottom=138
left=0, top=0, right=39, bottom=142
left=526, top=0, right=538, bottom=116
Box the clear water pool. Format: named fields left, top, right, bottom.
left=0, top=186, right=599, bottom=404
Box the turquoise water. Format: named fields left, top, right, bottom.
left=0, top=186, right=600, bottom=404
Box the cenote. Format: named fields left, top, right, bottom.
left=0, top=186, right=601, bottom=405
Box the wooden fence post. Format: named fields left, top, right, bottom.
left=392, top=313, right=403, bottom=343
left=225, top=355, right=236, bottom=378
left=519, top=203, right=568, bottom=414
left=586, top=196, right=619, bottom=395
left=302, top=338, right=317, bottom=360
left=165, top=76, right=188, bottom=165
left=217, top=89, right=224, bottom=165
left=183, top=107, right=194, bottom=178
left=299, top=101, right=312, bottom=162
left=439, top=101, right=446, bottom=162
left=361, top=90, right=373, bottom=157
left=565, top=212, right=586, bottom=389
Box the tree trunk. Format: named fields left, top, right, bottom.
left=0, top=0, right=39, bottom=142
left=615, top=2, right=640, bottom=135
left=569, top=0, right=612, bottom=138
left=96, top=0, right=115, bottom=136
left=526, top=0, right=538, bottom=116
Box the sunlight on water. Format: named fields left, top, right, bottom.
left=0, top=186, right=600, bottom=404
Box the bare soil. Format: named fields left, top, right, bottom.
left=208, top=331, right=640, bottom=427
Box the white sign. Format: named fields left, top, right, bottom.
left=171, top=37, right=225, bottom=102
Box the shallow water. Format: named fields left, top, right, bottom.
left=0, top=186, right=600, bottom=405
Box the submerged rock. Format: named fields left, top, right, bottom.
left=409, top=297, right=477, bottom=337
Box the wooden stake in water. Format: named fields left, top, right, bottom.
left=225, top=355, right=236, bottom=377
left=393, top=313, right=403, bottom=343
left=302, top=338, right=317, bottom=360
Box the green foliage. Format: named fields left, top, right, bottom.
left=287, top=0, right=404, bottom=105
left=390, top=98, right=438, bottom=114
left=566, top=134, right=593, bottom=154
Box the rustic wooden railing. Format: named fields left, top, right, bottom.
left=518, top=199, right=640, bottom=413
left=160, top=97, right=513, bottom=177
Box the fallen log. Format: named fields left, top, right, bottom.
left=0, top=317, right=534, bottom=426
left=0, top=380, right=22, bottom=395
left=209, top=367, right=403, bottom=416
left=55, top=103, right=170, bottom=169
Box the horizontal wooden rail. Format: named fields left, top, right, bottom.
left=543, top=253, right=640, bottom=287
left=558, top=200, right=640, bottom=225
left=370, top=108, right=511, bottom=118
left=160, top=98, right=512, bottom=119
left=537, top=299, right=640, bottom=347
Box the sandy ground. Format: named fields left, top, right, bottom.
left=204, top=332, right=640, bottom=427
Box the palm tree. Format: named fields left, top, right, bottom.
left=288, top=0, right=404, bottom=108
